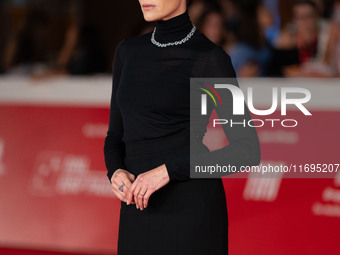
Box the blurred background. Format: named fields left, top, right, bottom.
left=0, top=0, right=340, bottom=255
left=0, top=0, right=340, bottom=77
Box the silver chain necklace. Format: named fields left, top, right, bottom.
left=151, top=25, right=196, bottom=48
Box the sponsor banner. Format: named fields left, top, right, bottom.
left=0, top=78, right=339, bottom=254
left=0, top=104, right=119, bottom=254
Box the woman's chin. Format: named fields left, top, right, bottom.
left=142, top=12, right=160, bottom=22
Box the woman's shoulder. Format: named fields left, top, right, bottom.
left=115, top=32, right=152, bottom=53
left=194, top=30, right=232, bottom=62
left=193, top=30, right=235, bottom=77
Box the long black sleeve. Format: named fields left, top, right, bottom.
left=164, top=46, right=261, bottom=181
left=104, top=41, right=126, bottom=183
left=102, top=10, right=261, bottom=183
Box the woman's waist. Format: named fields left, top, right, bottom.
left=124, top=129, right=207, bottom=156
left=124, top=129, right=190, bottom=156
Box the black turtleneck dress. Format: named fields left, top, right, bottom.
left=104, top=10, right=260, bottom=255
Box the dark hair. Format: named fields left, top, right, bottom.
left=14, top=9, right=50, bottom=65
left=230, top=0, right=261, bottom=12
left=228, top=0, right=265, bottom=49
left=293, top=0, right=318, bottom=10
left=196, top=6, right=222, bottom=30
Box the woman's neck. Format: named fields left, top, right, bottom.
left=160, top=8, right=187, bottom=21
left=154, top=10, right=194, bottom=43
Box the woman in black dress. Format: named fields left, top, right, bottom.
left=104, top=1, right=261, bottom=254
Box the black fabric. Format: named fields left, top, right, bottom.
left=104, top=10, right=260, bottom=182
left=103, top=10, right=260, bottom=255
left=120, top=129, right=228, bottom=255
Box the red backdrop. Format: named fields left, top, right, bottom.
left=0, top=78, right=339, bottom=254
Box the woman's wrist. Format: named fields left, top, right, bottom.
left=158, top=164, right=170, bottom=182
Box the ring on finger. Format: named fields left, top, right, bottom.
left=118, top=184, right=125, bottom=192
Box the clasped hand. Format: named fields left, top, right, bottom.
left=111, top=164, right=170, bottom=210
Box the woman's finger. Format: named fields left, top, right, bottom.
left=133, top=182, right=142, bottom=209
left=112, top=177, right=130, bottom=201
left=115, top=173, right=132, bottom=188
left=127, top=172, right=136, bottom=182
left=122, top=180, right=132, bottom=190
left=112, top=186, right=127, bottom=203
left=143, top=189, right=153, bottom=209
left=109, top=169, right=138, bottom=205
left=126, top=180, right=137, bottom=205
left=112, top=176, right=123, bottom=187
left=116, top=172, right=133, bottom=190
left=138, top=186, right=148, bottom=210
left=112, top=177, right=125, bottom=193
